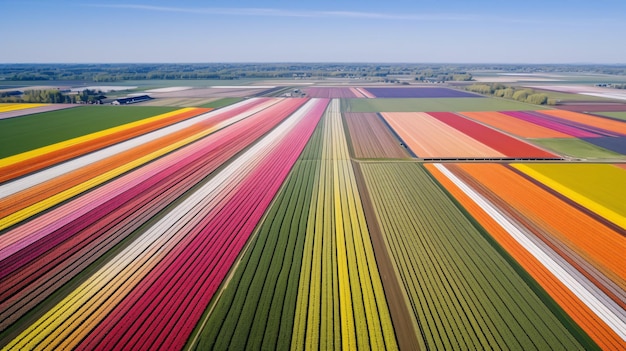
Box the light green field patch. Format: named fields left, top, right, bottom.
left=199, top=97, right=245, bottom=109
left=531, top=138, right=623, bottom=159
left=136, top=98, right=217, bottom=107
left=344, top=97, right=548, bottom=112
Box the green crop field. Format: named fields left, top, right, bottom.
left=0, top=105, right=176, bottom=158
left=199, top=97, right=245, bottom=109
left=344, top=97, right=549, bottom=112
left=359, top=162, right=588, bottom=350
left=531, top=138, right=624, bottom=159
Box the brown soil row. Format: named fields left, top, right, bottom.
left=345, top=112, right=410, bottom=159
left=352, top=160, right=421, bottom=351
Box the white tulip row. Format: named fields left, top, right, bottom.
left=434, top=163, right=626, bottom=341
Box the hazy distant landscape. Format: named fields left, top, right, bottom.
left=1, top=0, right=625, bottom=350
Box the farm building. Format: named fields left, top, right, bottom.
left=111, top=95, right=152, bottom=105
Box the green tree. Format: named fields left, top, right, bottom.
left=512, top=89, right=532, bottom=101
left=526, top=93, right=548, bottom=105
left=466, top=84, right=493, bottom=94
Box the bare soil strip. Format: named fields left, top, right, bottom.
left=352, top=160, right=421, bottom=351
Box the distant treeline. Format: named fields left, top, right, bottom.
left=465, top=83, right=554, bottom=105
left=415, top=71, right=473, bottom=82
left=0, top=89, right=105, bottom=104
left=3, top=63, right=623, bottom=83
left=0, top=63, right=478, bottom=82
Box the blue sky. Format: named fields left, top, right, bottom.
left=1, top=0, right=624, bottom=63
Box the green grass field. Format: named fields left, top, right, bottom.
left=597, top=111, right=626, bottom=121
left=531, top=138, right=624, bottom=159
left=0, top=105, right=176, bottom=158
left=344, top=97, right=549, bottom=112
left=198, top=97, right=245, bottom=109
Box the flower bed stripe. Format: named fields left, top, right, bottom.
left=427, top=163, right=626, bottom=349
left=381, top=112, right=504, bottom=158
left=0, top=107, right=211, bottom=183
left=0, top=104, right=48, bottom=113
left=540, top=110, right=626, bottom=136
left=0, top=100, right=278, bottom=231
left=502, top=111, right=601, bottom=138
left=513, top=164, right=626, bottom=229
left=459, top=111, right=574, bottom=138
left=428, top=111, right=559, bottom=158
left=0, top=99, right=306, bottom=340
left=291, top=99, right=397, bottom=351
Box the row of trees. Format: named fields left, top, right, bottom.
left=0, top=89, right=105, bottom=104
left=9, top=63, right=625, bottom=83
left=415, top=72, right=472, bottom=82
left=0, top=63, right=481, bottom=82
left=465, top=83, right=553, bottom=105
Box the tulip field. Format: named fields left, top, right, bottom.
left=364, top=87, right=480, bottom=98
left=0, top=87, right=625, bottom=350
left=380, top=111, right=560, bottom=159
left=426, top=163, right=626, bottom=350
left=460, top=110, right=626, bottom=158
left=0, top=103, right=76, bottom=120
left=0, top=103, right=48, bottom=113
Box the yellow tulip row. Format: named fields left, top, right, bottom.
left=1, top=98, right=292, bottom=350
left=514, top=163, right=626, bottom=230
left=0, top=109, right=219, bottom=231
left=0, top=103, right=48, bottom=113
left=292, top=99, right=397, bottom=351
left=0, top=108, right=196, bottom=168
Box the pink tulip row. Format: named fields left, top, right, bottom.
left=0, top=98, right=310, bottom=343
left=76, top=98, right=328, bottom=350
